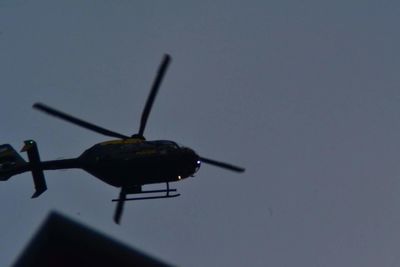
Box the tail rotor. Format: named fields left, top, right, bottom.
left=0, top=144, right=26, bottom=181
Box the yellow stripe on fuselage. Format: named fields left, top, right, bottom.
left=99, top=138, right=144, bottom=146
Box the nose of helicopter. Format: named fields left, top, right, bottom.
left=195, top=158, right=201, bottom=173
left=180, top=147, right=201, bottom=176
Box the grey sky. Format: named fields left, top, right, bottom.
left=1, top=1, right=400, bottom=266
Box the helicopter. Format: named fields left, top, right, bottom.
left=0, top=54, right=245, bottom=224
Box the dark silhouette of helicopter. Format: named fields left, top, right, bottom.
left=0, top=54, right=245, bottom=224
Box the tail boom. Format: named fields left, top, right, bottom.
left=1, top=140, right=80, bottom=198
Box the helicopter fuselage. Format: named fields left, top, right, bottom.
left=77, top=138, right=201, bottom=187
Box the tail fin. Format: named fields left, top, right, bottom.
left=0, top=144, right=26, bottom=181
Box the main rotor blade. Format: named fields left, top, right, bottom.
left=113, top=188, right=127, bottom=224
left=33, top=103, right=129, bottom=139
left=199, top=157, right=245, bottom=173
left=138, top=54, right=171, bottom=137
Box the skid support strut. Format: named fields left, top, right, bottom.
left=112, top=182, right=180, bottom=224
left=112, top=182, right=180, bottom=202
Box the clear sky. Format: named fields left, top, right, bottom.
left=1, top=1, right=400, bottom=266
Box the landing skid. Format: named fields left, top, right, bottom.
left=113, top=182, right=180, bottom=224
left=112, top=194, right=180, bottom=201
left=112, top=183, right=180, bottom=201
left=112, top=189, right=180, bottom=201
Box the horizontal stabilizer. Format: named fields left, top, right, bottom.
left=21, top=140, right=47, bottom=198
